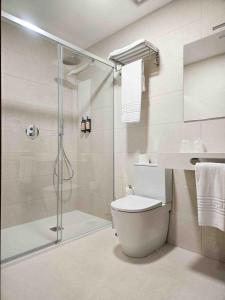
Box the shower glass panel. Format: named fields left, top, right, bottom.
left=1, top=19, right=60, bottom=261
left=1, top=13, right=114, bottom=262
left=59, top=46, right=114, bottom=241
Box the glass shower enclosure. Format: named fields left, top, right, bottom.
left=1, top=12, right=114, bottom=262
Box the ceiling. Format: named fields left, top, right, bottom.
left=2, top=0, right=173, bottom=48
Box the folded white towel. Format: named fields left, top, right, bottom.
left=195, top=162, right=225, bottom=231
left=121, top=59, right=143, bottom=123
left=108, top=39, right=158, bottom=62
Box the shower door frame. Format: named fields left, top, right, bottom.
left=1, top=11, right=115, bottom=262
left=1, top=12, right=114, bottom=68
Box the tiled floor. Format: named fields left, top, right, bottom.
left=1, top=210, right=111, bottom=261
left=1, top=228, right=225, bottom=300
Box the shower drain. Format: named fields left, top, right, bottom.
left=49, top=226, right=64, bottom=232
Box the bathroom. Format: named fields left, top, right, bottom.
left=1, top=0, right=225, bottom=299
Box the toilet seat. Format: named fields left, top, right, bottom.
left=111, top=195, right=162, bottom=213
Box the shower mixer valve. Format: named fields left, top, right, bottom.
left=25, top=124, right=39, bottom=140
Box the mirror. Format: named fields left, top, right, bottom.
left=183, top=29, right=225, bottom=121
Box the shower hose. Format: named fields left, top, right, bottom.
left=53, top=147, right=74, bottom=203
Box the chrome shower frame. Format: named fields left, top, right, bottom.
left=1, top=11, right=114, bottom=69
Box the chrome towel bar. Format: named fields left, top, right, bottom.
left=212, top=22, right=225, bottom=31
left=190, top=157, right=225, bottom=165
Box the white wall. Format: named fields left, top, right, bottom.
left=89, top=0, right=225, bottom=262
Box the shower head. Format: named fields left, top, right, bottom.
left=54, top=55, right=95, bottom=88
left=66, top=59, right=95, bottom=77
left=54, top=77, right=76, bottom=89
left=63, top=55, right=82, bottom=66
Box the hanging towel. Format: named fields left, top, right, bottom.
left=121, top=59, right=143, bottom=123
left=195, top=162, right=225, bottom=231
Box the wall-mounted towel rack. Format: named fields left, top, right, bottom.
left=109, top=39, right=159, bottom=68
left=190, top=157, right=225, bottom=165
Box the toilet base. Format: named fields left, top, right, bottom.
left=112, top=204, right=171, bottom=258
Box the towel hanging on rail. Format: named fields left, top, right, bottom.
left=121, top=59, right=143, bottom=123
left=195, top=162, right=225, bottom=232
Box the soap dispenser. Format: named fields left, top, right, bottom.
left=86, top=116, right=91, bottom=133
left=81, top=117, right=86, bottom=133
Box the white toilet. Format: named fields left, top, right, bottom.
left=111, top=164, right=172, bottom=258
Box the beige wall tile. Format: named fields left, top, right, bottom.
left=201, top=119, right=225, bottom=152
left=148, top=122, right=201, bottom=153
left=89, top=0, right=225, bottom=261
left=168, top=212, right=202, bottom=254
left=2, top=18, right=114, bottom=232
left=2, top=0, right=225, bottom=261
left=149, top=59, right=183, bottom=97
left=173, top=170, right=196, bottom=188
left=172, top=181, right=198, bottom=217
left=201, top=0, right=225, bottom=37
left=150, top=92, right=183, bottom=124
left=201, top=227, right=225, bottom=262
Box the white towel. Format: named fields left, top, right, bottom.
left=108, top=39, right=159, bottom=63
left=121, top=59, right=143, bottom=123
left=195, top=162, right=225, bottom=231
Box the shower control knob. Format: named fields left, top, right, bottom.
left=25, top=124, right=39, bottom=140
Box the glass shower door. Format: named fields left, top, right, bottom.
left=59, top=46, right=114, bottom=241
left=1, top=19, right=61, bottom=261
left=1, top=14, right=114, bottom=262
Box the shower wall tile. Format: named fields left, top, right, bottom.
left=2, top=126, right=33, bottom=153
left=1, top=197, right=55, bottom=229
left=2, top=175, right=54, bottom=205
left=1, top=154, right=20, bottom=180
left=89, top=0, right=225, bottom=261
left=2, top=20, right=116, bottom=230
left=91, top=129, right=113, bottom=154
left=91, top=107, right=113, bottom=131
left=74, top=61, right=114, bottom=220
left=1, top=20, right=79, bottom=228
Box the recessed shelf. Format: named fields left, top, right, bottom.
left=134, top=163, right=158, bottom=167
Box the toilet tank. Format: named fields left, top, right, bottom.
left=133, top=164, right=172, bottom=204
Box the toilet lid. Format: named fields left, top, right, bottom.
left=111, top=195, right=162, bottom=212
